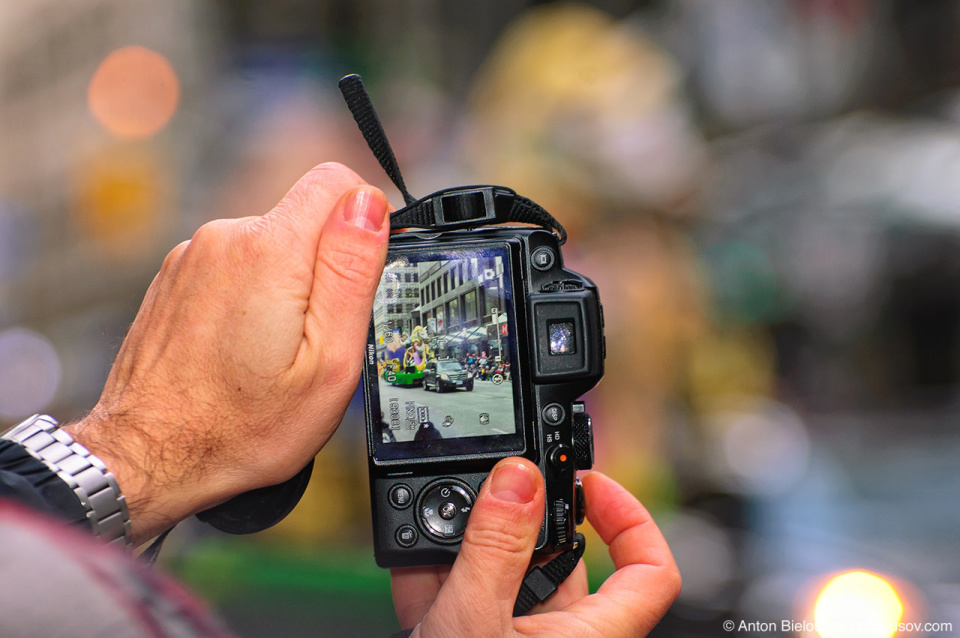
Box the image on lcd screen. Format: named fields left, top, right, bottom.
left=372, top=249, right=518, bottom=450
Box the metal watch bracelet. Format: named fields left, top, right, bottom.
left=2, top=414, right=132, bottom=546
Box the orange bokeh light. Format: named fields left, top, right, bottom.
left=87, top=46, right=180, bottom=139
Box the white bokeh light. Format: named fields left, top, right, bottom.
left=0, top=328, right=62, bottom=421
left=715, top=399, right=811, bottom=496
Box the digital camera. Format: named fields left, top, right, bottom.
left=361, top=187, right=605, bottom=567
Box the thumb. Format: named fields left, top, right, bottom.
left=304, top=185, right=390, bottom=368
left=421, top=458, right=545, bottom=636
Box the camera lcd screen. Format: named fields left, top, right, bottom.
left=369, top=246, right=524, bottom=461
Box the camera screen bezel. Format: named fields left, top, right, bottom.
left=365, top=239, right=529, bottom=465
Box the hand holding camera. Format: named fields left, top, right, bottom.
left=63, top=164, right=390, bottom=545
left=391, top=460, right=680, bottom=637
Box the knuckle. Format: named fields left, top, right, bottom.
left=305, top=161, right=364, bottom=185
left=193, top=217, right=278, bottom=266
left=161, top=240, right=190, bottom=270
left=191, top=218, right=237, bottom=248
left=291, top=163, right=367, bottom=200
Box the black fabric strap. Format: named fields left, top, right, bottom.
left=509, top=194, right=567, bottom=243
left=339, top=74, right=416, bottom=206
left=389, top=185, right=567, bottom=244
left=338, top=73, right=567, bottom=244
left=196, top=459, right=314, bottom=535
left=140, top=528, right=173, bottom=564
left=0, top=439, right=88, bottom=528
left=513, top=533, right=586, bottom=616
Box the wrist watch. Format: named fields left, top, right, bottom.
left=2, top=414, right=132, bottom=546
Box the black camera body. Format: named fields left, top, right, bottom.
left=362, top=202, right=604, bottom=568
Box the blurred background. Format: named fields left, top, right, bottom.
left=2, top=0, right=960, bottom=636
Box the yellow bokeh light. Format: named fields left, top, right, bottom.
left=87, top=46, right=180, bottom=139
left=814, top=571, right=903, bottom=638
left=71, top=144, right=170, bottom=260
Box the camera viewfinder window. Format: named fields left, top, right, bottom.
left=548, top=320, right=576, bottom=355
left=371, top=246, right=523, bottom=459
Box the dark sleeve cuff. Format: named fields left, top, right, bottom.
left=0, top=439, right=88, bottom=528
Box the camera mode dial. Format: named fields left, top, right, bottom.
left=572, top=403, right=594, bottom=470
left=417, top=479, right=475, bottom=543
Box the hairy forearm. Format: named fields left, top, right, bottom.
left=64, top=406, right=213, bottom=546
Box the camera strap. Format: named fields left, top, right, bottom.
left=513, top=532, right=586, bottom=616
left=339, top=74, right=567, bottom=244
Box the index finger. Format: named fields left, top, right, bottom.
left=520, top=472, right=680, bottom=636
left=583, top=471, right=677, bottom=574
left=390, top=565, right=450, bottom=630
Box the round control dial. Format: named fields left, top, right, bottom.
left=417, top=479, right=475, bottom=543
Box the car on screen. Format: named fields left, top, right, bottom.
left=423, top=359, right=474, bottom=393
left=384, top=365, right=424, bottom=387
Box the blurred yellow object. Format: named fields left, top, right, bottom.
left=687, top=330, right=777, bottom=414
left=260, top=437, right=368, bottom=546
left=473, top=4, right=673, bottom=124
left=813, top=571, right=903, bottom=638
left=71, top=144, right=170, bottom=259
left=87, top=46, right=180, bottom=140
left=467, top=3, right=705, bottom=237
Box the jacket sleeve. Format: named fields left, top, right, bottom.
left=0, top=439, right=88, bottom=527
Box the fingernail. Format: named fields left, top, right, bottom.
left=489, top=461, right=537, bottom=504
left=342, top=187, right=386, bottom=232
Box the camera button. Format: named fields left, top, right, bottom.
left=395, top=524, right=418, bottom=548
left=575, top=478, right=586, bottom=526
left=419, top=480, right=475, bottom=541
left=532, top=247, right=555, bottom=271
left=389, top=484, right=414, bottom=509
left=439, top=502, right=457, bottom=520
left=542, top=403, right=565, bottom=426
left=548, top=444, right=574, bottom=470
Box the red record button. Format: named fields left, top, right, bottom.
left=548, top=445, right=574, bottom=470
